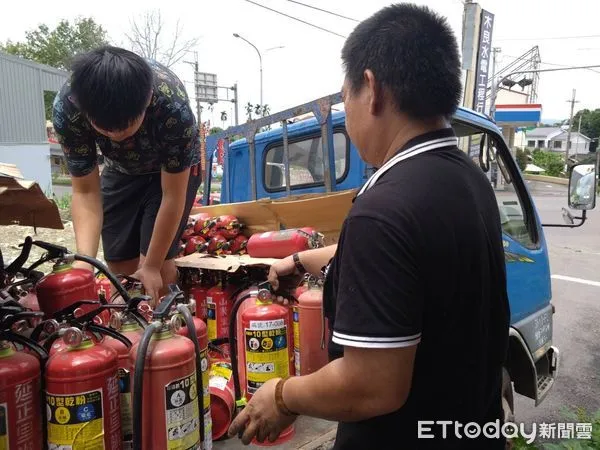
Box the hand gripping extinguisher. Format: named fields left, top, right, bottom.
left=0, top=308, right=48, bottom=450
left=228, top=282, right=296, bottom=446
left=247, top=227, right=325, bottom=259
left=130, top=290, right=210, bottom=450
left=45, top=303, right=131, bottom=450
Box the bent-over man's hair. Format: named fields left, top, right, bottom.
left=342, top=3, right=462, bottom=120
left=70, top=46, right=154, bottom=131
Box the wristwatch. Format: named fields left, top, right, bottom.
left=293, top=253, right=307, bottom=274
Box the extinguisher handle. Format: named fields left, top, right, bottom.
left=52, top=300, right=101, bottom=321
left=5, top=236, right=33, bottom=276
left=1, top=330, right=49, bottom=360
left=31, top=240, right=70, bottom=259
left=151, top=290, right=185, bottom=320
left=88, top=323, right=133, bottom=348
left=0, top=297, right=25, bottom=310
left=0, top=309, right=43, bottom=330
left=72, top=303, right=128, bottom=327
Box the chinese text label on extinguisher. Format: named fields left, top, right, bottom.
left=245, top=319, right=289, bottom=395
left=46, top=389, right=104, bottom=447
left=118, top=367, right=133, bottom=448
left=165, top=372, right=200, bottom=450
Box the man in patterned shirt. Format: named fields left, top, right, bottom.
left=52, top=46, right=202, bottom=303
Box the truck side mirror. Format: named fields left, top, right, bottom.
left=568, top=163, right=597, bottom=211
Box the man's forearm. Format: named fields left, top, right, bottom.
left=144, top=196, right=186, bottom=269
left=298, top=245, right=337, bottom=276
left=71, top=191, right=103, bottom=258
left=282, top=357, right=387, bottom=422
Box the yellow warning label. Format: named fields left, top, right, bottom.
left=292, top=306, right=301, bottom=376
left=200, top=347, right=210, bottom=412
left=46, top=389, right=104, bottom=448
left=206, top=299, right=217, bottom=341
left=0, top=403, right=8, bottom=450
left=245, top=321, right=289, bottom=394
left=165, top=372, right=200, bottom=450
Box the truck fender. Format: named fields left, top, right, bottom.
left=506, top=327, right=537, bottom=400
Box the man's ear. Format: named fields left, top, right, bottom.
left=364, top=69, right=382, bottom=116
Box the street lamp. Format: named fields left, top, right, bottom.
left=233, top=33, right=263, bottom=106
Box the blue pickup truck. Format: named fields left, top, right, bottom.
left=202, top=92, right=597, bottom=422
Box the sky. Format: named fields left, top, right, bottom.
left=2, top=0, right=600, bottom=128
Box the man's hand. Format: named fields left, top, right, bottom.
left=131, top=266, right=163, bottom=307
left=267, top=256, right=303, bottom=305
left=228, top=378, right=297, bottom=444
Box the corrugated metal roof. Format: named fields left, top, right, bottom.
left=525, top=127, right=563, bottom=138
left=0, top=52, right=68, bottom=144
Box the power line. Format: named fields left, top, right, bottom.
left=502, top=54, right=600, bottom=75
left=497, top=34, right=600, bottom=42
left=243, top=0, right=348, bottom=38
left=284, top=0, right=359, bottom=22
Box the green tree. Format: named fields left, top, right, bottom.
left=1, top=18, right=109, bottom=70
left=1, top=18, right=109, bottom=120
left=532, top=149, right=565, bottom=177
left=572, top=109, right=600, bottom=151
left=515, top=147, right=529, bottom=171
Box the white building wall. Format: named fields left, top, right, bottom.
left=0, top=144, right=53, bottom=195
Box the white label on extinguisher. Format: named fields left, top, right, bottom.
left=46, top=388, right=104, bottom=449
left=245, top=320, right=289, bottom=395
left=164, top=372, right=200, bottom=450
left=0, top=403, right=8, bottom=450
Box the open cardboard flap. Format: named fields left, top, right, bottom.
left=178, top=189, right=357, bottom=270
left=175, top=253, right=279, bottom=272
left=0, top=164, right=63, bottom=230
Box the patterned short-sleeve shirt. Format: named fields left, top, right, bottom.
left=52, top=59, right=201, bottom=177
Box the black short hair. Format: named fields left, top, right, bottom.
left=342, top=3, right=462, bottom=120
left=70, top=46, right=154, bottom=131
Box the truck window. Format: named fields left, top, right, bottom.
left=264, top=131, right=349, bottom=191
left=458, top=129, right=535, bottom=248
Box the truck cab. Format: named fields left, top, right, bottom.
left=203, top=92, right=598, bottom=419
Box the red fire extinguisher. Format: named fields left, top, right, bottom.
left=45, top=323, right=125, bottom=449
left=188, top=271, right=212, bottom=321
left=184, top=235, right=209, bottom=255
left=206, top=273, right=239, bottom=341
left=209, top=359, right=236, bottom=440
left=229, top=234, right=249, bottom=255
left=104, top=297, right=148, bottom=449
left=130, top=290, right=210, bottom=450
left=36, top=259, right=98, bottom=319
left=0, top=308, right=47, bottom=450
left=293, top=281, right=329, bottom=376
left=215, top=215, right=243, bottom=239
left=228, top=282, right=295, bottom=446
left=247, top=227, right=324, bottom=259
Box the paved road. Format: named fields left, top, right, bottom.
left=514, top=180, right=600, bottom=433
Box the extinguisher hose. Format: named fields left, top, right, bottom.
left=72, top=254, right=131, bottom=303
left=228, top=291, right=258, bottom=405
left=132, top=321, right=161, bottom=450
left=176, top=304, right=206, bottom=445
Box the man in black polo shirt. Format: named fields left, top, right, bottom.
left=228, top=3, right=510, bottom=449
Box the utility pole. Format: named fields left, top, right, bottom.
left=232, top=83, right=239, bottom=126
left=565, top=88, right=579, bottom=163
left=489, top=47, right=501, bottom=115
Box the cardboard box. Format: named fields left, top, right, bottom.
left=0, top=164, right=63, bottom=230
left=177, top=189, right=357, bottom=269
